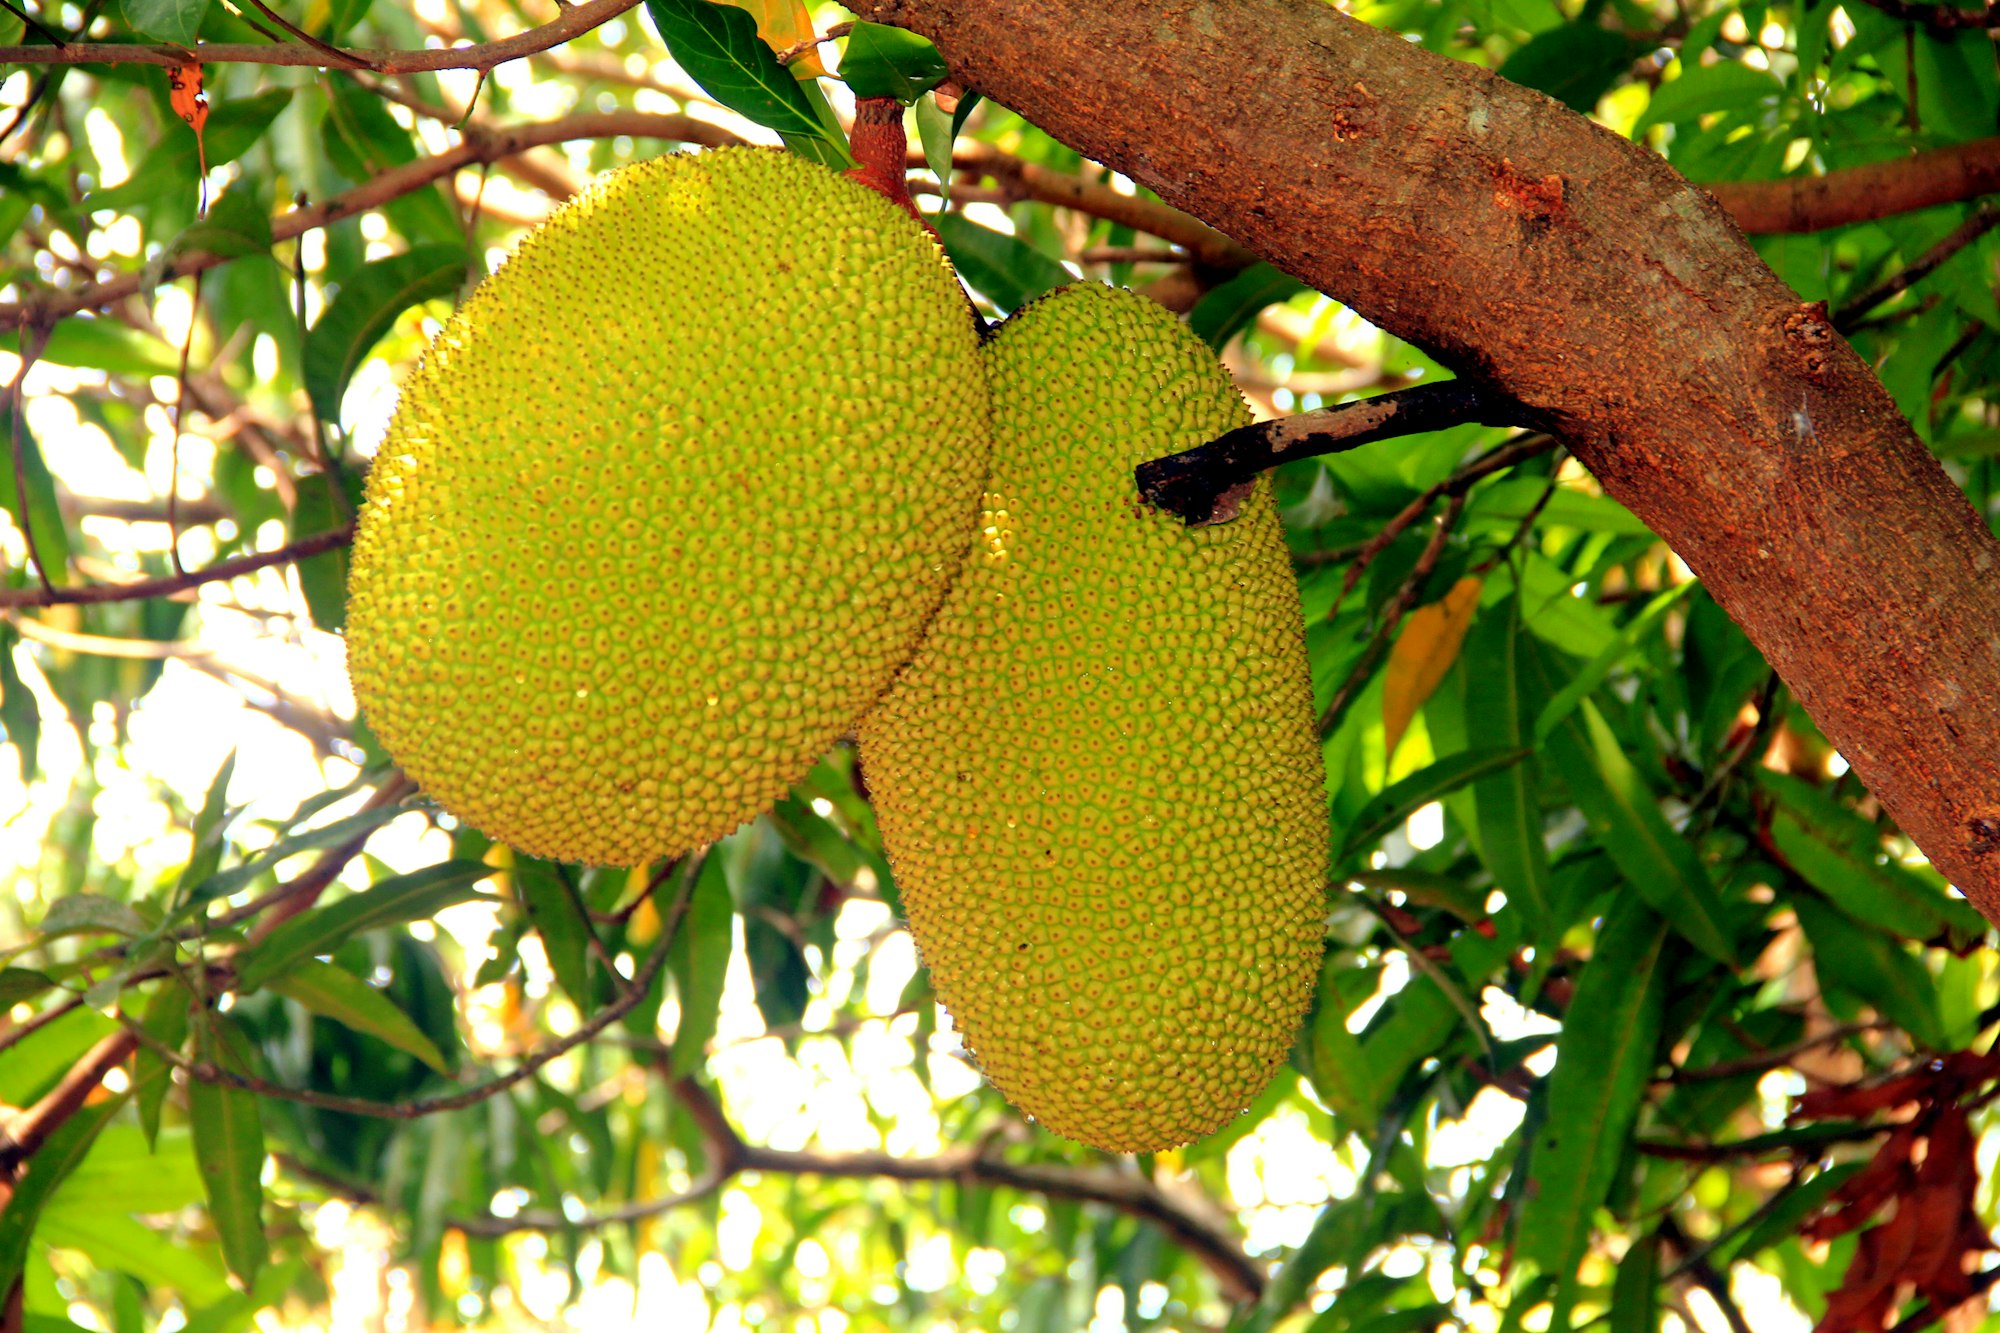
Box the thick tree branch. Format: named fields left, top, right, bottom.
left=1706, top=135, right=2000, bottom=233
left=0, top=112, right=737, bottom=329
left=0, top=0, right=641, bottom=71
left=850, top=0, right=2000, bottom=909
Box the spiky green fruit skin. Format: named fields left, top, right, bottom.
left=859, top=284, right=1327, bottom=1153
left=346, top=149, right=989, bottom=867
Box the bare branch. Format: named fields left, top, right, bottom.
left=0, top=0, right=641, bottom=71
left=1136, top=379, right=1538, bottom=526
left=1834, top=201, right=2000, bottom=330
left=0, top=526, right=353, bottom=608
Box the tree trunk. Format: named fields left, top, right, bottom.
left=852, top=0, right=2000, bottom=915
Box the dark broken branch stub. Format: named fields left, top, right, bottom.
left=1135, top=378, right=1539, bottom=526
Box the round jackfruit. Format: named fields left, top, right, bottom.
left=346, top=148, right=988, bottom=867
left=858, top=283, right=1327, bottom=1153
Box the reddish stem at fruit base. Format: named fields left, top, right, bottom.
left=847, top=97, right=934, bottom=234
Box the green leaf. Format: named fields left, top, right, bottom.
left=0, top=1008, right=117, bottom=1106
left=1497, top=23, right=1638, bottom=112
left=934, top=213, right=1071, bottom=313
left=187, top=803, right=407, bottom=904
left=1535, top=688, right=1736, bottom=965
left=1189, top=263, right=1308, bottom=351
left=0, top=966, right=52, bottom=1007
left=266, top=959, right=450, bottom=1072
left=1758, top=769, right=1986, bottom=946
left=1791, top=893, right=1946, bottom=1049
left=304, top=244, right=467, bottom=424
left=87, top=90, right=294, bottom=213
left=1340, top=746, right=1529, bottom=859
left=1516, top=898, right=1669, bottom=1281
left=914, top=93, right=955, bottom=202
left=1634, top=60, right=1782, bottom=133
left=513, top=859, right=596, bottom=1014
left=1606, top=1227, right=1661, bottom=1333
left=40, top=893, right=151, bottom=939
left=44, top=1124, right=207, bottom=1218
left=841, top=22, right=949, bottom=103
left=1532, top=581, right=1697, bottom=745
left=121, top=0, right=212, bottom=45
left=0, top=1094, right=125, bottom=1296
left=2, top=393, right=72, bottom=586
left=1464, top=608, right=1554, bottom=930
left=7, top=318, right=180, bottom=378
left=644, top=0, right=851, bottom=167
left=233, top=859, right=495, bottom=992
left=667, top=855, right=734, bottom=1077
left=291, top=471, right=358, bottom=631
left=37, top=1211, right=232, bottom=1306
left=169, top=183, right=274, bottom=260
left=135, top=981, right=191, bottom=1147
left=0, top=625, right=41, bottom=780
left=188, top=1073, right=267, bottom=1285
left=177, top=751, right=238, bottom=905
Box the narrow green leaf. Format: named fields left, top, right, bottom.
left=2, top=394, right=72, bottom=586
left=1497, top=23, right=1638, bottom=111
left=0, top=624, right=41, bottom=780
left=7, top=318, right=180, bottom=378
left=40, top=893, right=151, bottom=939
left=1308, top=965, right=1385, bottom=1124
left=233, top=859, right=495, bottom=992
left=266, top=959, right=449, bottom=1072
left=135, top=981, right=191, bottom=1147
left=176, top=751, right=238, bottom=905
left=291, top=471, right=359, bottom=632
left=1634, top=60, right=1782, bottom=132
left=188, top=1073, right=268, bottom=1284
left=168, top=183, right=273, bottom=260
left=933, top=213, right=1072, bottom=313
left=513, top=859, right=595, bottom=1014
left=87, top=90, right=293, bottom=213
left=0, top=1094, right=125, bottom=1295
left=121, top=0, right=212, bottom=45
left=668, top=856, right=734, bottom=1077
left=841, top=22, right=949, bottom=102
left=37, top=1211, right=231, bottom=1305
left=1189, top=263, right=1308, bottom=351
left=1791, top=893, right=1946, bottom=1049
left=188, top=803, right=407, bottom=904
left=1536, top=686, right=1736, bottom=964
left=914, top=93, right=955, bottom=202
left=1516, top=898, right=1669, bottom=1279
left=1606, top=1227, right=1661, bottom=1333
left=1464, top=608, right=1554, bottom=930
left=304, top=244, right=466, bottom=423
left=1758, top=769, right=1986, bottom=946
left=644, top=0, right=851, bottom=166
left=1340, top=746, right=1530, bottom=859
left=1533, top=581, right=1698, bottom=745
left=0, top=966, right=52, bottom=1006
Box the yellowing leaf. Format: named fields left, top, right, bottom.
left=1383, top=575, right=1483, bottom=760
left=725, top=0, right=825, bottom=77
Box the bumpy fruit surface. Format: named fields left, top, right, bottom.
left=346, top=148, right=988, bottom=867
left=859, top=284, right=1327, bottom=1153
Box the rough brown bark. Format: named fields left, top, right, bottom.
left=851, top=0, right=2000, bottom=912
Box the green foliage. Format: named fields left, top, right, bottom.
left=2, top=0, right=1998, bottom=1329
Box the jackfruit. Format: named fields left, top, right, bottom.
left=346, top=148, right=988, bottom=867
left=858, top=283, right=1327, bottom=1153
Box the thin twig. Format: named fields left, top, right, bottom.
left=3, top=111, right=739, bottom=328
left=0, top=1029, right=137, bottom=1176
left=0, top=0, right=640, bottom=70
left=1851, top=0, right=2000, bottom=29
left=0, top=527, right=352, bottom=608
left=775, top=20, right=850, bottom=65
left=1834, top=201, right=2000, bottom=330
left=1317, top=493, right=1466, bottom=737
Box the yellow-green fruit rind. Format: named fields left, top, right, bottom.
left=859, top=283, right=1327, bottom=1153
left=346, top=148, right=989, bottom=867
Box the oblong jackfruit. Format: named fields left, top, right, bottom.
left=346, top=148, right=988, bottom=867
left=858, top=283, right=1327, bottom=1153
